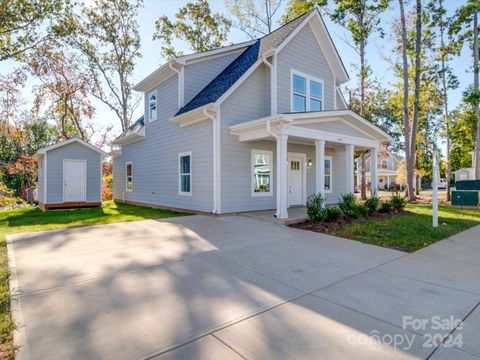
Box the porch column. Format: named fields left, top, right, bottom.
left=370, top=147, right=378, bottom=197
left=315, top=140, right=325, bottom=199
left=345, top=144, right=355, bottom=194
left=276, top=133, right=289, bottom=219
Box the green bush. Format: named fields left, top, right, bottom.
left=338, top=193, right=356, bottom=217
left=306, top=193, right=327, bottom=221
left=390, top=190, right=406, bottom=211
left=364, top=197, right=380, bottom=213
left=325, top=206, right=343, bottom=222
left=379, top=201, right=393, bottom=213
left=355, top=204, right=369, bottom=218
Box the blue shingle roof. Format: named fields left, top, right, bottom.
left=175, top=40, right=260, bottom=116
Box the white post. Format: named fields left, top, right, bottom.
left=345, top=144, right=355, bottom=194
left=276, top=133, right=289, bottom=219
left=370, top=147, right=378, bottom=198
left=433, top=151, right=439, bottom=227
left=315, top=140, right=325, bottom=200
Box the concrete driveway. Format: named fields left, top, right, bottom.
left=7, top=215, right=480, bottom=360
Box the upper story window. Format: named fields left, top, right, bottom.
left=291, top=70, right=324, bottom=112
left=381, top=159, right=388, bottom=169
left=149, top=91, right=157, bottom=122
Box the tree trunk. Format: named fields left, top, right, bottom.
left=360, top=38, right=367, bottom=200
left=473, top=9, right=480, bottom=179
left=409, top=0, right=422, bottom=202
left=439, top=0, right=451, bottom=201
left=398, top=0, right=413, bottom=201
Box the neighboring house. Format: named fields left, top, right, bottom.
left=454, top=152, right=476, bottom=182
left=34, top=137, right=108, bottom=211
left=355, top=149, right=404, bottom=190
left=112, top=10, right=391, bottom=219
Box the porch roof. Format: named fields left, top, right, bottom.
left=229, top=110, right=393, bottom=148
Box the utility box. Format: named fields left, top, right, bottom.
left=451, top=190, right=479, bottom=207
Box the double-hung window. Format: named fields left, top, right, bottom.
left=291, top=70, right=324, bottom=112
left=149, top=91, right=157, bottom=122
left=179, top=152, right=192, bottom=195
left=252, top=150, right=273, bottom=196
left=126, top=162, right=133, bottom=191
left=324, top=156, right=332, bottom=193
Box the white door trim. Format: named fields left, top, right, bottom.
left=287, top=152, right=307, bottom=206
left=63, top=159, right=87, bottom=203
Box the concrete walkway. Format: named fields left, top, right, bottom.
left=7, top=216, right=480, bottom=360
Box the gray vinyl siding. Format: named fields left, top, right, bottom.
left=184, top=51, right=243, bottom=105
left=37, top=158, right=44, bottom=203
left=220, top=65, right=271, bottom=213
left=45, top=142, right=101, bottom=204
left=295, top=121, right=373, bottom=140
left=220, top=63, right=349, bottom=212
left=277, top=24, right=335, bottom=114
left=336, top=89, right=347, bottom=110
left=112, top=74, right=213, bottom=212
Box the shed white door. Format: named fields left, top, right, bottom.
left=64, top=160, right=86, bottom=202
left=288, top=155, right=304, bottom=206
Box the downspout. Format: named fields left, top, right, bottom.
left=169, top=60, right=184, bottom=108
left=261, top=51, right=277, bottom=115
left=204, top=108, right=220, bottom=214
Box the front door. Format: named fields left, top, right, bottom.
left=288, top=155, right=304, bottom=206
left=64, top=160, right=86, bottom=202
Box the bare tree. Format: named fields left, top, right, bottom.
left=226, top=0, right=283, bottom=39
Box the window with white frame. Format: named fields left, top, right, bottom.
left=179, top=152, right=192, bottom=195
left=252, top=150, right=273, bottom=196
left=149, top=91, right=157, bottom=121
left=291, top=70, right=324, bottom=112
left=324, top=156, right=332, bottom=193
left=126, top=162, right=133, bottom=191
left=381, top=159, right=388, bottom=169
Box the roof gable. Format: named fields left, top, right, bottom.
left=33, top=137, right=108, bottom=160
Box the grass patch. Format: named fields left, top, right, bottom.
left=0, top=201, right=189, bottom=359
left=335, top=204, right=480, bottom=252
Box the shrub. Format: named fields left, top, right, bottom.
left=390, top=190, right=406, bottom=212
left=379, top=201, right=392, bottom=213
left=338, top=193, right=368, bottom=219
left=325, top=206, right=343, bottom=222
left=338, top=193, right=356, bottom=217
left=364, top=197, right=380, bottom=213
left=355, top=204, right=369, bottom=218
left=306, top=193, right=327, bottom=221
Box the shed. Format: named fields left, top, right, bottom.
left=33, top=137, right=108, bottom=211
left=455, top=168, right=474, bottom=183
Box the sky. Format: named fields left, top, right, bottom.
left=2, top=0, right=473, bottom=154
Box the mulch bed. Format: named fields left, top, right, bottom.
left=290, top=210, right=411, bottom=235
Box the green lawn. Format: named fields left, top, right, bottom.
left=0, top=201, right=189, bottom=359
left=336, top=204, right=480, bottom=253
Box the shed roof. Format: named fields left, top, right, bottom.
left=33, top=137, right=108, bottom=160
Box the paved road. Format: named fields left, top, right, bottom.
left=8, top=215, right=480, bottom=360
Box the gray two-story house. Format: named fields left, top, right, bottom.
left=112, top=10, right=391, bottom=219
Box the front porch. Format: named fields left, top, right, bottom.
left=242, top=206, right=307, bottom=224
left=230, top=110, right=392, bottom=219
